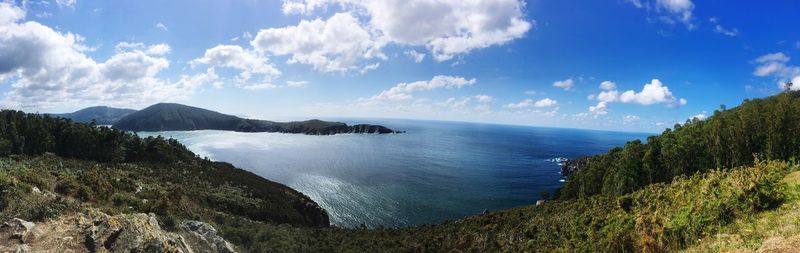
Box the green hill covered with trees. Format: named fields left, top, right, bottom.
left=558, top=91, right=800, bottom=199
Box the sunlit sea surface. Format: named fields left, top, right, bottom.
left=140, top=119, right=649, bottom=228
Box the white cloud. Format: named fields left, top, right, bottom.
left=145, top=44, right=171, bottom=56
left=504, top=99, right=533, bottom=109
left=713, top=24, right=738, bottom=37
left=553, top=78, right=574, bottom=90
left=524, top=90, right=536, bottom=95
left=691, top=112, right=707, bottom=120
left=619, top=79, right=685, bottom=106
left=597, top=90, right=620, bottom=102
left=623, top=115, right=640, bottom=123
left=286, top=80, right=309, bottom=87
left=55, top=0, right=76, bottom=8
left=0, top=3, right=206, bottom=110
left=589, top=101, right=608, bottom=117
left=155, top=22, right=168, bottom=31
left=243, top=83, right=278, bottom=90
left=279, top=0, right=532, bottom=62
left=404, top=50, right=426, bottom=63
left=505, top=97, right=556, bottom=109
left=251, top=12, right=385, bottom=73
left=363, top=75, right=476, bottom=103
left=599, top=80, right=616, bottom=90
left=191, top=44, right=281, bottom=83
left=534, top=98, right=557, bottom=108
left=437, top=97, right=471, bottom=109
left=752, top=52, right=800, bottom=90
left=115, top=42, right=144, bottom=52
left=627, top=0, right=695, bottom=29
left=474, top=94, right=493, bottom=103
left=756, top=52, right=790, bottom=63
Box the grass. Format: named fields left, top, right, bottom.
left=683, top=170, right=800, bottom=252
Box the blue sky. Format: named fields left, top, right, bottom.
left=0, top=0, right=799, bottom=132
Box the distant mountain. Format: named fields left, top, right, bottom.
left=112, top=103, right=399, bottom=134
left=52, top=106, right=136, bottom=125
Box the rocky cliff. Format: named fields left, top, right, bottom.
left=0, top=210, right=237, bottom=253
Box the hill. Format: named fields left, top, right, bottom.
left=50, top=106, right=136, bottom=125
left=112, top=103, right=398, bottom=134
left=557, top=91, right=800, bottom=199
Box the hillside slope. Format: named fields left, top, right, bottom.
left=51, top=106, right=136, bottom=125
left=558, top=91, right=800, bottom=199
left=112, top=103, right=398, bottom=134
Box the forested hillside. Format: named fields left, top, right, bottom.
left=558, top=91, right=800, bottom=199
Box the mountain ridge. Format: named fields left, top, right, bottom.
left=50, top=106, right=136, bottom=125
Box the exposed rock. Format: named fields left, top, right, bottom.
left=179, top=220, right=237, bottom=253
left=561, top=156, right=590, bottom=177
left=79, top=210, right=191, bottom=252
left=0, top=210, right=238, bottom=253
left=536, top=200, right=546, bottom=206
left=1, top=218, right=36, bottom=243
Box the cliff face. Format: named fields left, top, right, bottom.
left=561, top=156, right=589, bottom=177
left=112, top=103, right=400, bottom=134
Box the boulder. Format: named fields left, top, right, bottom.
left=1, top=218, right=36, bottom=243
left=179, top=220, right=238, bottom=253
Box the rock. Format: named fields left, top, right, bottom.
left=1, top=218, right=36, bottom=243
left=561, top=156, right=590, bottom=177
left=536, top=200, right=546, bottom=206
left=79, top=210, right=191, bottom=252
left=179, top=220, right=238, bottom=253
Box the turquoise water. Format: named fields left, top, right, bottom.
left=142, top=119, right=650, bottom=228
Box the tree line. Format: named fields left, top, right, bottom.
left=0, top=110, right=196, bottom=164
left=558, top=91, right=800, bottom=199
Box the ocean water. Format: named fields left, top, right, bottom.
left=141, top=119, right=650, bottom=228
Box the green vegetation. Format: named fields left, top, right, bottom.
left=50, top=106, right=136, bottom=125
left=559, top=91, right=800, bottom=199
left=0, top=110, right=328, bottom=228
left=112, top=103, right=397, bottom=134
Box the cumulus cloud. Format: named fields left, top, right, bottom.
left=691, top=112, right=707, bottom=120
left=146, top=44, right=171, bottom=55
left=362, top=75, right=476, bottom=103
left=599, top=81, right=616, bottom=90
left=553, top=78, right=574, bottom=90
left=0, top=3, right=207, bottom=110
left=589, top=101, right=609, bottom=117
left=619, top=79, right=685, bottom=106
left=251, top=12, right=385, bottom=73
left=752, top=52, right=800, bottom=90
left=191, top=44, right=281, bottom=83
left=277, top=0, right=532, bottom=65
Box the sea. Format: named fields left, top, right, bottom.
left=140, top=119, right=650, bottom=228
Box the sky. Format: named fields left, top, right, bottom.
left=0, top=0, right=799, bottom=133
